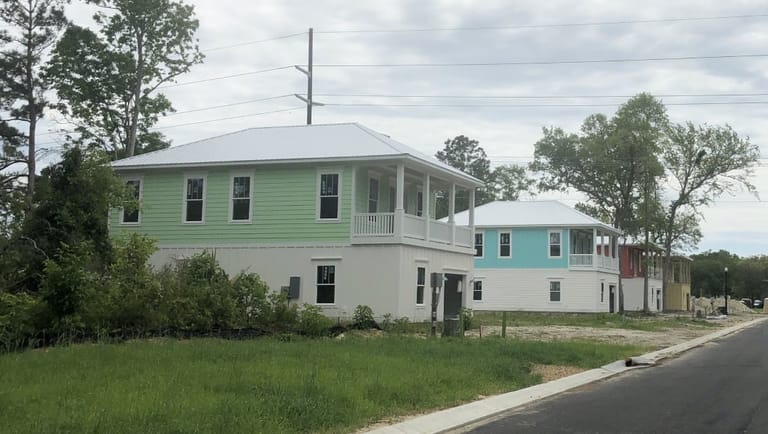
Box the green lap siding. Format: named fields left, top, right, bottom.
left=110, top=165, right=353, bottom=244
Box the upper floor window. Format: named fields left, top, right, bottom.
left=417, top=191, right=424, bottom=217
left=416, top=267, right=426, bottom=305
left=368, top=177, right=379, bottom=213
left=549, top=230, right=562, bottom=258
left=231, top=176, right=251, bottom=222
left=499, top=232, right=511, bottom=258
left=121, top=179, right=141, bottom=224
left=184, top=176, right=204, bottom=223
left=389, top=186, right=396, bottom=213
left=318, top=173, right=340, bottom=220
left=473, top=280, right=483, bottom=301
left=474, top=232, right=484, bottom=257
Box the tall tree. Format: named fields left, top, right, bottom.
left=47, top=0, right=203, bottom=159
left=435, top=135, right=493, bottom=216
left=531, top=93, right=668, bottom=312
left=660, top=122, right=760, bottom=297
left=0, top=0, right=68, bottom=205
left=490, top=164, right=536, bottom=201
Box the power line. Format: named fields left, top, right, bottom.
left=314, top=53, right=768, bottom=68
left=152, top=106, right=304, bottom=130
left=315, top=13, right=768, bottom=34
left=315, top=92, right=768, bottom=100
left=202, top=32, right=306, bottom=53
left=159, top=66, right=294, bottom=89
left=167, top=94, right=295, bottom=116
left=325, top=100, right=768, bottom=108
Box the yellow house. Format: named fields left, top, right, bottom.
left=664, top=256, right=692, bottom=311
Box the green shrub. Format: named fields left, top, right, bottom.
left=391, top=316, right=411, bottom=334
left=460, top=307, right=474, bottom=331
left=352, top=305, right=376, bottom=329
left=261, top=291, right=299, bottom=331
left=381, top=313, right=393, bottom=331
left=40, top=241, right=99, bottom=330
left=298, top=304, right=333, bottom=337
left=0, top=291, right=45, bottom=351
left=231, top=272, right=269, bottom=327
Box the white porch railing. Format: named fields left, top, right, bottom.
left=597, top=255, right=619, bottom=270
left=570, top=254, right=593, bottom=267
left=353, top=213, right=395, bottom=237
left=455, top=226, right=473, bottom=248
left=352, top=212, right=473, bottom=250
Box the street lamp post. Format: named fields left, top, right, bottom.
left=724, top=267, right=729, bottom=315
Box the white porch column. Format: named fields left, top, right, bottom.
left=395, top=163, right=405, bottom=238
left=593, top=228, right=598, bottom=268
left=449, top=183, right=456, bottom=244
left=468, top=187, right=476, bottom=228
left=423, top=173, right=430, bottom=242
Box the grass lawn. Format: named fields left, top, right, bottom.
left=471, top=311, right=719, bottom=332
left=0, top=336, right=646, bottom=433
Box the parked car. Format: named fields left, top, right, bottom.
left=754, top=299, right=763, bottom=309
left=741, top=298, right=753, bottom=308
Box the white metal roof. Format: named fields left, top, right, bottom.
left=452, top=200, right=621, bottom=234
left=112, top=123, right=482, bottom=186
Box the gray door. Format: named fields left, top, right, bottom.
left=443, top=274, right=464, bottom=337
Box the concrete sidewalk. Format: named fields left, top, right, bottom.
left=365, top=316, right=767, bottom=434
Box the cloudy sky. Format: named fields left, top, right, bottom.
left=46, top=0, right=768, bottom=256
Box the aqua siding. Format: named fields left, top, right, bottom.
left=475, top=228, right=569, bottom=269
left=110, top=165, right=353, bottom=244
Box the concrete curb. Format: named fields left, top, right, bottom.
left=364, top=316, right=768, bottom=434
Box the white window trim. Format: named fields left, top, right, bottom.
left=316, top=170, right=343, bottom=223
left=182, top=174, right=206, bottom=225
left=474, top=231, right=484, bottom=259
left=548, top=280, right=562, bottom=303
left=120, top=176, right=143, bottom=226
left=315, top=262, right=339, bottom=306
left=416, top=265, right=427, bottom=306
left=472, top=278, right=484, bottom=303
left=416, top=188, right=424, bottom=217
left=229, top=172, right=253, bottom=224
left=498, top=231, right=512, bottom=259
left=548, top=229, right=563, bottom=259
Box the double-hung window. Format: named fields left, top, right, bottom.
left=473, top=280, right=483, bottom=301
left=474, top=232, right=484, bottom=257
left=316, top=265, right=336, bottom=304
left=368, top=178, right=379, bottom=213
left=549, top=281, right=561, bottom=302
left=318, top=173, right=340, bottom=220
left=416, top=267, right=425, bottom=305
left=549, top=230, right=562, bottom=258
left=231, top=175, right=251, bottom=222
left=121, top=179, right=141, bottom=224
left=499, top=232, right=511, bottom=258
left=184, top=177, right=205, bottom=223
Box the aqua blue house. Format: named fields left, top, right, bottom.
left=453, top=201, right=621, bottom=313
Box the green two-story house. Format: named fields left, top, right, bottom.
left=110, top=123, right=482, bottom=321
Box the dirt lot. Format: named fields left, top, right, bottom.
left=471, top=313, right=761, bottom=349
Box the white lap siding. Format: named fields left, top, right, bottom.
left=623, top=277, right=664, bottom=312
left=470, top=269, right=618, bottom=313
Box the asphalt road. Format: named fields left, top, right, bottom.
left=464, top=320, right=768, bottom=434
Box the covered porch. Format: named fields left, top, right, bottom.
left=350, top=162, right=478, bottom=250
left=568, top=228, right=620, bottom=272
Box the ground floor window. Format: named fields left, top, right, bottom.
left=473, top=280, right=483, bottom=301
left=416, top=267, right=425, bottom=305
left=601, top=282, right=604, bottom=302
left=316, top=265, right=336, bottom=304
left=549, top=281, right=561, bottom=302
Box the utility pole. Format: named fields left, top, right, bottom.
left=294, top=28, right=320, bottom=125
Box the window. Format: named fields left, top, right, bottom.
left=389, top=186, right=396, bottom=213
left=184, top=177, right=204, bottom=223
left=231, top=176, right=251, bottom=222
left=549, top=230, right=562, bottom=258
left=316, top=265, right=336, bottom=304
left=474, top=232, right=484, bottom=257
left=550, top=281, right=561, bottom=302
left=416, top=267, right=426, bottom=305
left=499, top=232, right=511, bottom=258
left=601, top=282, right=605, bottom=303
left=473, top=280, right=483, bottom=301
left=417, top=191, right=424, bottom=217
left=368, top=178, right=379, bottom=213
left=319, top=173, right=340, bottom=220
left=121, top=179, right=141, bottom=224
